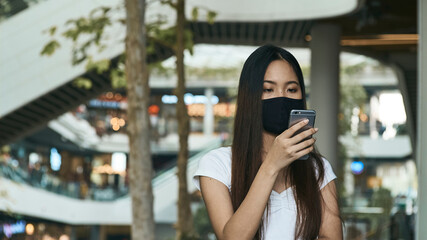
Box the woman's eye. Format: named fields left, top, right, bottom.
left=287, top=88, right=297, bottom=93
left=263, top=89, right=273, bottom=93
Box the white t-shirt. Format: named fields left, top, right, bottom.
left=192, top=146, right=337, bottom=240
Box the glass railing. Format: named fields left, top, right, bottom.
left=0, top=140, right=221, bottom=201
left=354, top=122, right=408, bottom=137
left=0, top=161, right=128, bottom=201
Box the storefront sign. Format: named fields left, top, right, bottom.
left=1, top=220, right=26, bottom=238
left=162, top=94, right=219, bottom=105
left=89, top=99, right=127, bottom=109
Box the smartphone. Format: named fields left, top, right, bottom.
left=288, top=109, right=316, bottom=160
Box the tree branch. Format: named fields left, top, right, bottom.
left=160, top=0, right=177, bottom=9
left=148, top=36, right=176, bottom=51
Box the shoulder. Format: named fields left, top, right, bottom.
left=203, top=146, right=232, bottom=161
left=316, top=157, right=337, bottom=190
left=193, top=147, right=232, bottom=191
left=198, top=147, right=232, bottom=170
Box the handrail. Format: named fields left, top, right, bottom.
left=0, top=139, right=222, bottom=202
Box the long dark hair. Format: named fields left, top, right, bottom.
left=231, top=44, right=325, bottom=240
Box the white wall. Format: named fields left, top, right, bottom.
left=186, top=0, right=361, bottom=22
left=0, top=0, right=361, bottom=118
left=339, top=135, right=412, bottom=158
left=0, top=0, right=124, bottom=118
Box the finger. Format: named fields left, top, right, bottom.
left=290, top=127, right=318, bottom=144
left=294, top=145, right=314, bottom=160
left=293, top=138, right=316, bottom=152
left=280, top=119, right=309, bottom=138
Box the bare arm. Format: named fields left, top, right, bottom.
left=200, top=163, right=278, bottom=240
left=200, top=120, right=317, bottom=240
left=318, top=180, right=343, bottom=239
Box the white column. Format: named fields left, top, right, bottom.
left=204, top=88, right=214, bottom=136
left=309, top=24, right=341, bottom=171
left=369, top=95, right=379, bottom=139
left=416, top=0, right=427, bottom=238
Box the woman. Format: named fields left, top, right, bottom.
left=193, top=45, right=342, bottom=240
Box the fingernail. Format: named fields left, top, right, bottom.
left=303, top=119, right=309, bottom=123
left=314, top=128, right=319, bottom=131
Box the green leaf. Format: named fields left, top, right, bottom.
left=150, top=27, right=176, bottom=49
left=71, top=47, right=86, bottom=65
left=207, top=11, right=217, bottom=24
left=65, top=18, right=76, bottom=26
left=118, top=18, right=126, bottom=25
left=147, top=40, right=157, bottom=55
left=191, top=7, right=199, bottom=21
left=184, top=29, right=194, bottom=55
left=111, top=68, right=127, bottom=89
left=72, top=77, right=92, bottom=89
left=62, top=28, right=80, bottom=41
left=86, top=57, right=111, bottom=74
left=101, top=6, right=111, bottom=14
left=40, top=40, right=61, bottom=56
left=98, top=44, right=107, bottom=53
left=160, top=0, right=176, bottom=9
left=49, top=26, right=57, bottom=36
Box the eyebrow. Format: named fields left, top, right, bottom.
left=263, top=80, right=300, bottom=86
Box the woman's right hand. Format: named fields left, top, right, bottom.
left=264, top=119, right=318, bottom=172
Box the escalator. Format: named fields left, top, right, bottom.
left=0, top=139, right=221, bottom=224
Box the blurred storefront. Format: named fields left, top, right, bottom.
left=0, top=212, right=132, bottom=240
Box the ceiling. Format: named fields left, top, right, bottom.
left=0, top=0, right=418, bottom=147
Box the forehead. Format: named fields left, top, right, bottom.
left=264, top=60, right=297, bottom=80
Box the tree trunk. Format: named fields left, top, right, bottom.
left=124, top=0, right=155, bottom=240
left=175, top=0, right=195, bottom=239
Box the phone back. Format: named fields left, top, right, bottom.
left=289, top=109, right=316, bottom=135
left=288, top=109, right=316, bottom=160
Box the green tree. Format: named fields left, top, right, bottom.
left=40, top=1, right=216, bottom=239
left=148, top=2, right=215, bottom=238
left=124, top=0, right=155, bottom=239
left=41, top=1, right=155, bottom=239
left=175, top=0, right=194, bottom=238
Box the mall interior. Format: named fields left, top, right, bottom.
left=0, top=0, right=426, bottom=239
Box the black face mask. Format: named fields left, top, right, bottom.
left=262, top=97, right=305, bottom=135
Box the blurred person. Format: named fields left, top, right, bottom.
left=193, top=45, right=342, bottom=240
left=30, top=162, right=43, bottom=186
left=390, top=202, right=412, bottom=240
left=0, top=146, right=11, bottom=165
left=370, top=186, right=393, bottom=238
left=0, top=147, right=12, bottom=178
left=95, top=119, right=106, bottom=136
left=80, top=180, right=89, bottom=199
